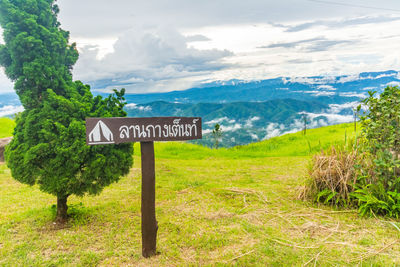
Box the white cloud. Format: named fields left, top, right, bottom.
left=376, top=72, right=397, bottom=79
left=262, top=123, right=286, bottom=140
left=362, top=86, right=378, bottom=91
left=0, top=69, right=13, bottom=93
left=1, top=2, right=400, bottom=94
left=205, top=117, right=235, bottom=125
left=249, top=132, right=258, bottom=140
left=339, top=92, right=367, bottom=98
left=202, top=129, right=212, bottom=134
left=302, top=90, right=336, bottom=96
left=317, top=85, right=336, bottom=90
left=0, top=105, right=23, bottom=117
left=57, top=1, right=399, bottom=40
left=328, top=101, right=359, bottom=113
left=302, top=112, right=353, bottom=124
left=73, top=25, right=232, bottom=93
left=337, top=75, right=358, bottom=83
left=245, top=116, right=260, bottom=127
left=386, top=81, right=400, bottom=87
left=221, top=123, right=242, bottom=132
left=337, top=71, right=400, bottom=84
left=125, top=103, right=152, bottom=111
left=284, top=76, right=337, bottom=85
left=280, top=116, right=332, bottom=136
left=68, top=12, right=400, bottom=94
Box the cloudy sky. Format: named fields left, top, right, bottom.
left=1, top=0, right=400, bottom=93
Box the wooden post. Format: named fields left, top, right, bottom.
left=140, top=141, right=157, bottom=258
left=86, top=117, right=202, bottom=258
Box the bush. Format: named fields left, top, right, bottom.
left=351, top=86, right=400, bottom=217
left=305, top=86, right=400, bottom=218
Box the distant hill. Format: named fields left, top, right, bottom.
left=126, top=99, right=326, bottom=122
left=126, top=99, right=328, bottom=147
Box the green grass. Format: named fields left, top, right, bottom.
left=2, top=122, right=400, bottom=265
left=0, top=118, right=15, bottom=138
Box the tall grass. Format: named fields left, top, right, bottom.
left=301, top=145, right=360, bottom=206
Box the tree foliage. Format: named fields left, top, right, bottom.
left=350, top=86, right=400, bottom=217
left=0, top=0, right=133, bottom=222
left=360, top=86, right=400, bottom=156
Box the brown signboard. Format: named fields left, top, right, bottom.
left=86, top=117, right=202, bottom=145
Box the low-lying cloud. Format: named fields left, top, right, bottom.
left=205, top=117, right=236, bottom=125
left=125, top=103, right=152, bottom=111
left=260, top=37, right=357, bottom=52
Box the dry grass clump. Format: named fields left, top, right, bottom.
left=300, top=146, right=362, bottom=206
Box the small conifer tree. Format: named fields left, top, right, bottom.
left=0, top=0, right=133, bottom=223
left=212, top=123, right=223, bottom=148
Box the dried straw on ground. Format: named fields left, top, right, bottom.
left=300, top=146, right=361, bottom=205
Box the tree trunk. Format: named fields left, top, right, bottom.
left=56, top=195, right=68, bottom=224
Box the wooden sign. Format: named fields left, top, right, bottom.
left=86, top=117, right=202, bottom=258
left=86, top=117, right=202, bottom=145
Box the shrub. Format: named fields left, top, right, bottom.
left=305, top=86, right=400, bottom=218
left=350, top=86, right=400, bottom=217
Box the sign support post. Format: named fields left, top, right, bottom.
left=86, top=116, right=202, bottom=258
left=140, top=141, right=157, bottom=257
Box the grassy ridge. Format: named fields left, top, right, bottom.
left=152, top=122, right=357, bottom=159
left=2, top=122, right=400, bottom=266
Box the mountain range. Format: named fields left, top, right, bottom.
left=122, top=70, right=399, bottom=146
left=121, top=70, right=399, bottom=104
left=1, top=70, right=399, bottom=147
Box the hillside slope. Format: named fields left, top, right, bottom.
left=2, top=122, right=400, bottom=266
left=153, top=122, right=357, bottom=159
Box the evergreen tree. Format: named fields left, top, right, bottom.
left=0, top=0, right=133, bottom=223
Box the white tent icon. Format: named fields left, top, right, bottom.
left=88, top=120, right=115, bottom=144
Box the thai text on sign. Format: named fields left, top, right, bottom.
left=86, top=117, right=202, bottom=145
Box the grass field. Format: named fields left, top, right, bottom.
left=0, top=118, right=14, bottom=138
left=1, top=122, right=400, bottom=266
